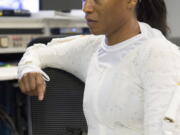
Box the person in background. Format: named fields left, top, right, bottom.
left=18, top=0, right=180, bottom=135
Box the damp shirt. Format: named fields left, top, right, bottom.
left=18, top=22, right=180, bottom=135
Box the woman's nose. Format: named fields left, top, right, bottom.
left=82, top=0, right=94, bottom=13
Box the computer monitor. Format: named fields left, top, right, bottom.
left=40, top=0, right=82, bottom=11
left=0, top=0, right=39, bottom=13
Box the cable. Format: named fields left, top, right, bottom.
left=0, top=108, right=19, bottom=135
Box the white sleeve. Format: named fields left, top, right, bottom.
left=140, top=39, right=180, bottom=135
left=18, top=35, right=103, bottom=82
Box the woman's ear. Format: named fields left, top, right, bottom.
left=127, top=0, right=138, bottom=9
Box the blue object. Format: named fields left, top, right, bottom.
left=0, top=62, right=5, bottom=66
left=0, top=0, right=39, bottom=13
left=0, top=120, right=12, bottom=135
left=0, top=82, right=17, bottom=135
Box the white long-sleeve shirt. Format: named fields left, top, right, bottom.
left=18, top=22, right=180, bottom=135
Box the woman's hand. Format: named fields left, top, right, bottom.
left=18, top=72, right=46, bottom=101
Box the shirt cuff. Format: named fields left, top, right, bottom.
left=17, top=65, right=50, bottom=81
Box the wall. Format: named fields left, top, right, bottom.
left=165, top=0, right=180, bottom=37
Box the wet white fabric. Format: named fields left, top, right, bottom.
left=18, top=22, right=180, bottom=135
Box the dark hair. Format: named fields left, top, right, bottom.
left=136, top=0, right=169, bottom=36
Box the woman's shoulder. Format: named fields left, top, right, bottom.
left=144, top=36, right=178, bottom=51
left=134, top=37, right=180, bottom=71
left=139, top=22, right=179, bottom=54
left=138, top=37, right=180, bottom=59
left=49, top=34, right=104, bottom=45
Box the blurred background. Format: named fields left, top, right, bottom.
left=0, top=0, right=179, bottom=135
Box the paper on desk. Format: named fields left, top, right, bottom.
left=0, top=66, right=18, bottom=81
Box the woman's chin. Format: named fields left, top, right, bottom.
left=89, top=28, right=104, bottom=35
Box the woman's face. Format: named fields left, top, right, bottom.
left=82, top=0, right=136, bottom=35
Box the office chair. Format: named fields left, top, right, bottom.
left=26, top=35, right=87, bottom=135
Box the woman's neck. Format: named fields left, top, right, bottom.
left=106, top=20, right=141, bottom=46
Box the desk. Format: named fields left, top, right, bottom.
left=0, top=66, right=18, bottom=81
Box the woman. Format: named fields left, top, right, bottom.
left=18, top=0, right=180, bottom=135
